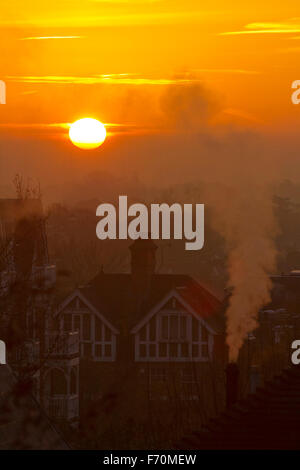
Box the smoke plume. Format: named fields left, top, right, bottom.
left=205, top=183, right=278, bottom=361
left=160, top=82, right=279, bottom=361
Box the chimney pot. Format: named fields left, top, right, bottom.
left=129, top=238, right=157, bottom=307
left=129, top=237, right=157, bottom=277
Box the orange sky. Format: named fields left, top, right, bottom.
left=0, top=1, right=300, bottom=199
left=1, top=1, right=300, bottom=131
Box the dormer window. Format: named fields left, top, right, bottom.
left=60, top=299, right=116, bottom=361
left=134, top=298, right=213, bottom=362
left=160, top=313, right=188, bottom=341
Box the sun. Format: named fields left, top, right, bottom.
left=69, top=118, right=106, bottom=149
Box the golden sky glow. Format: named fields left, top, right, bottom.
left=1, top=0, right=300, bottom=139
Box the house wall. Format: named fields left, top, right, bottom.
left=56, top=291, right=226, bottom=426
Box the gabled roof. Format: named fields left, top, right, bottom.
left=56, top=289, right=119, bottom=334
left=0, top=365, right=68, bottom=450
left=57, top=272, right=223, bottom=333
left=131, top=288, right=220, bottom=335
left=177, top=365, right=300, bottom=449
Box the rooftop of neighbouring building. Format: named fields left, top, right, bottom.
left=176, top=365, right=300, bottom=449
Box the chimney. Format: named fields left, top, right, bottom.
left=129, top=237, right=157, bottom=299
left=226, top=362, right=239, bottom=408
left=250, top=365, right=261, bottom=394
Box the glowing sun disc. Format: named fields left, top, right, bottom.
left=69, top=118, right=106, bottom=149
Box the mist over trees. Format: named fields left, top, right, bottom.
left=44, top=175, right=300, bottom=301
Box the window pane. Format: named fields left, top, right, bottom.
left=104, top=344, right=112, bottom=357
left=139, top=344, right=146, bottom=357
left=74, top=315, right=80, bottom=334
left=170, top=343, right=177, bottom=357
left=181, top=343, right=189, bottom=357
left=159, top=342, right=167, bottom=357
left=95, top=318, right=102, bottom=341
left=192, top=344, right=199, bottom=357
left=149, top=319, right=156, bottom=341
left=104, top=325, right=111, bottom=341
left=201, top=343, right=209, bottom=358
left=202, top=326, right=208, bottom=341
left=95, top=344, right=102, bottom=357
left=161, top=316, right=168, bottom=339
left=180, top=316, right=187, bottom=339
left=170, top=316, right=178, bottom=340
left=82, top=315, right=91, bottom=340
left=63, top=314, right=72, bottom=332
left=149, top=344, right=156, bottom=357
left=192, top=318, right=198, bottom=341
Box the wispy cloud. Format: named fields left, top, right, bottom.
left=220, top=21, right=300, bottom=36
left=7, top=74, right=200, bottom=85
left=220, top=29, right=300, bottom=36
left=245, top=22, right=300, bottom=30
left=0, top=123, right=69, bottom=129
left=0, top=121, right=151, bottom=137
left=19, top=36, right=84, bottom=41
left=7, top=70, right=260, bottom=86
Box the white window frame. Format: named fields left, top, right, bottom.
left=94, top=319, right=116, bottom=362
left=61, top=296, right=116, bottom=361
left=135, top=303, right=213, bottom=362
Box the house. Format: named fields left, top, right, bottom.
left=235, top=270, right=300, bottom=387
left=0, top=198, right=55, bottom=292
left=54, top=238, right=225, bottom=431
left=0, top=198, right=80, bottom=432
